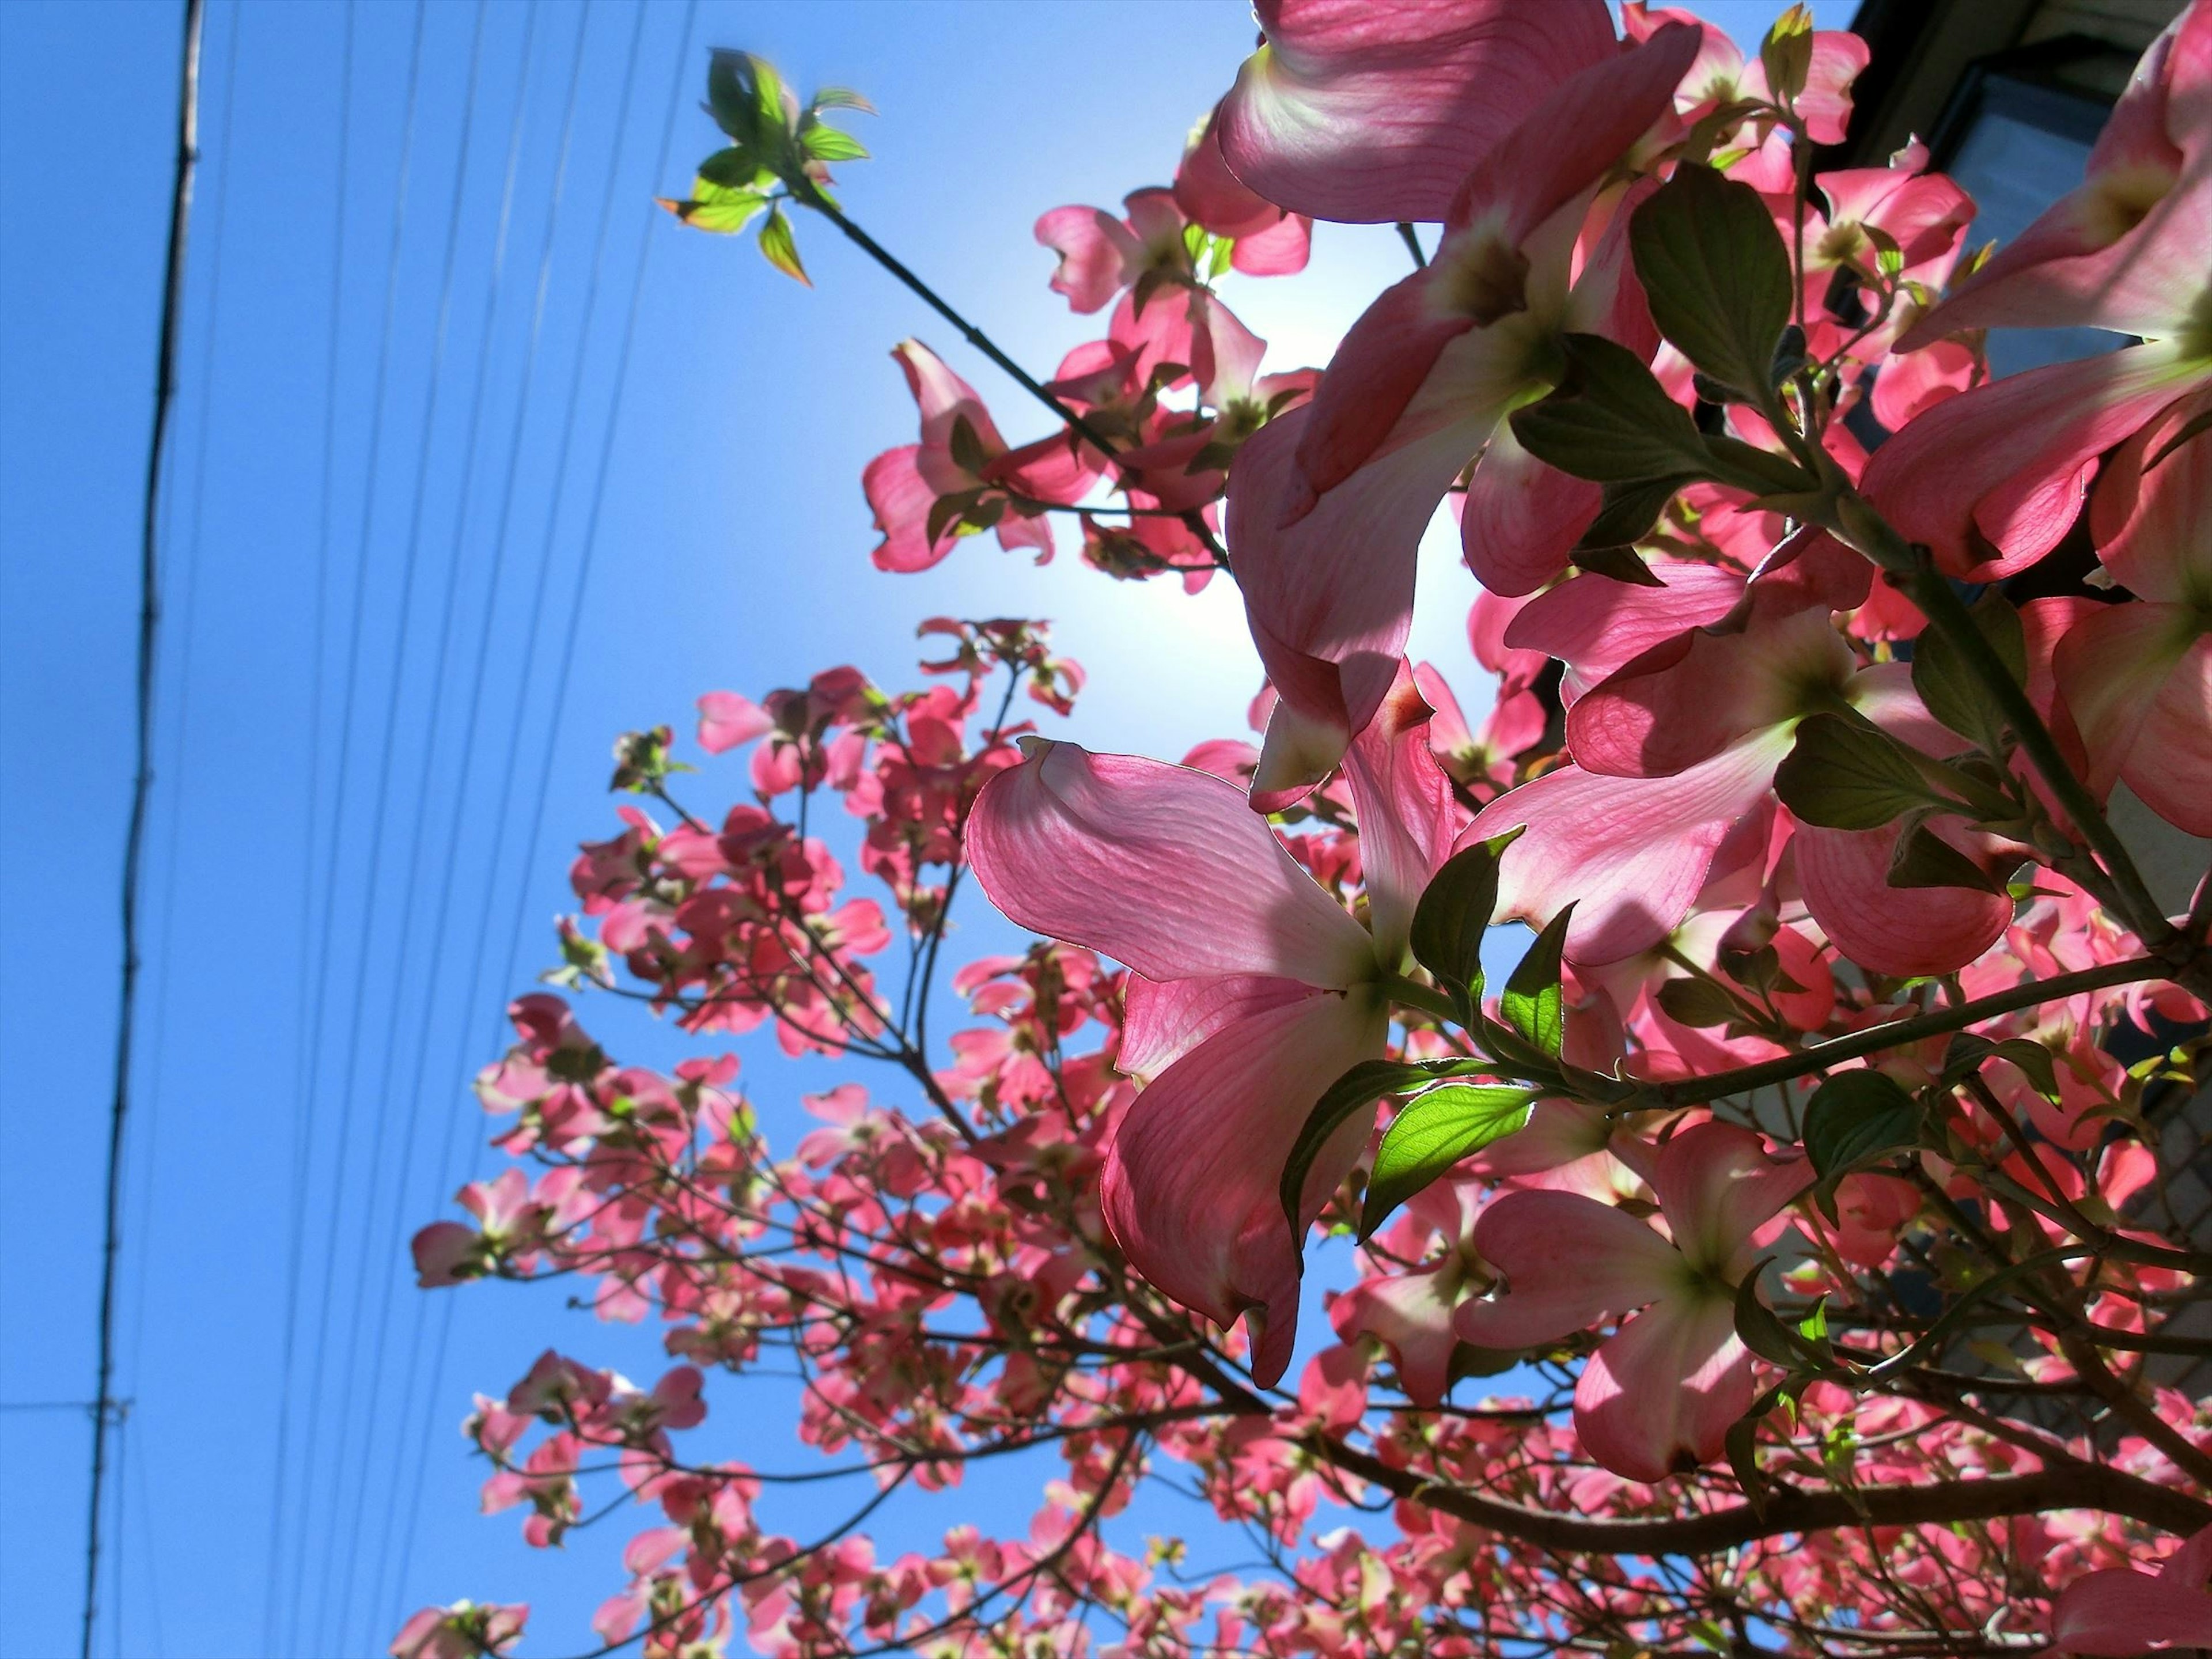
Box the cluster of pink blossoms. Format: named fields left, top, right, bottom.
left=402, top=5, right=2212, bottom=1656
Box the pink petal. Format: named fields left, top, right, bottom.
left=1645, top=1122, right=1810, bottom=1277
left=862, top=444, right=952, bottom=573
left=1463, top=726, right=1794, bottom=964
left=1457, top=416, right=1603, bottom=596
left=1101, top=989, right=1388, bottom=1387
left=2051, top=599, right=2196, bottom=797
left=1232, top=211, right=1315, bottom=276
left=1793, top=30, right=1874, bottom=146
left=1455, top=1190, right=1680, bottom=1350
left=696, top=691, right=772, bottom=755
left=1862, top=339, right=2209, bottom=581
left=1033, top=204, right=1139, bottom=313
left=2126, top=631, right=2212, bottom=836
left=1215, top=0, right=1618, bottom=224
left=1338, top=1262, right=1470, bottom=1407
left=1229, top=408, right=1470, bottom=802
left=1293, top=271, right=1476, bottom=497
left=1195, top=298, right=1271, bottom=410
left=1442, top=22, right=1702, bottom=249
left=2052, top=1569, right=2212, bottom=1655
left=1566, top=607, right=1854, bottom=778
left=1870, top=336, right=1979, bottom=431
left=2090, top=391, right=2211, bottom=603
left=893, top=339, right=1006, bottom=456
left=1901, top=9, right=2210, bottom=344
left=1339, top=665, right=1463, bottom=963
left=966, top=740, right=1375, bottom=988
left=1574, top=1294, right=1752, bottom=1481
left=1119, top=972, right=1315, bottom=1079
left=1505, top=558, right=1748, bottom=684
left=1795, top=817, right=2013, bottom=978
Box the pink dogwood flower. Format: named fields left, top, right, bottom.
left=390, top=1600, right=528, bottom=1659
left=1868, top=0, right=2212, bottom=579
left=1455, top=1121, right=1810, bottom=1481
left=2051, top=1523, right=2212, bottom=1654
left=1624, top=2, right=1872, bottom=155
left=2027, top=395, right=2212, bottom=837
left=1215, top=0, right=1620, bottom=224
left=966, top=671, right=1458, bottom=1385
left=1172, top=105, right=1312, bottom=275
left=1226, top=23, right=1702, bottom=806
left=1465, top=556, right=2012, bottom=971
left=862, top=340, right=1100, bottom=573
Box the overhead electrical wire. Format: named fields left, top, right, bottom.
left=261, top=2, right=355, bottom=1650
left=300, top=5, right=496, bottom=1646
left=82, top=1, right=202, bottom=1656
left=279, top=2, right=430, bottom=1650
left=369, top=3, right=603, bottom=1619
left=108, top=4, right=240, bottom=1650
left=320, top=2, right=541, bottom=1639
left=382, top=0, right=699, bottom=1614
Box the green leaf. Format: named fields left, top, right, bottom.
left=946, top=413, right=991, bottom=476
left=1575, top=475, right=1695, bottom=554
left=1500, top=905, right=1574, bottom=1059
left=1629, top=164, right=1794, bottom=401
left=707, top=50, right=763, bottom=144
left=756, top=204, right=809, bottom=286
left=1803, top=1070, right=1922, bottom=1219
left=1759, top=4, right=1816, bottom=107
left=1656, top=975, right=1743, bottom=1030
left=1733, top=1270, right=1812, bottom=1368
left=1573, top=543, right=1671, bottom=584
left=696, top=146, right=769, bottom=190
left=1797, top=1295, right=1830, bottom=1343
left=1508, top=334, right=1716, bottom=485
left=1887, top=821, right=2005, bottom=894
left=1279, top=1059, right=1492, bottom=1244
left=809, top=85, right=877, bottom=114
left=1911, top=588, right=2026, bottom=754
left=924, top=488, right=983, bottom=546
left=1703, top=433, right=1819, bottom=498
left=800, top=123, right=870, bottom=162
left=1725, top=1407, right=1772, bottom=1518
left=750, top=55, right=790, bottom=130
left=1408, top=829, right=1521, bottom=1009
left=1773, top=712, right=1954, bottom=830
left=1359, top=1085, right=1536, bottom=1238
left=1941, top=1032, right=2060, bottom=1099
left=659, top=180, right=771, bottom=236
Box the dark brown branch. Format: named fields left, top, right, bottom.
left=1306, top=1435, right=2212, bottom=1551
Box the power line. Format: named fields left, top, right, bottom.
left=304, top=5, right=494, bottom=1642
left=372, top=2, right=601, bottom=1618
left=353, top=0, right=546, bottom=1620
left=281, top=3, right=430, bottom=1649
left=117, top=23, right=241, bottom=1648
left=262, top=1, right=354, bottom=1646
left=83, top=2, right=201, bottom=1655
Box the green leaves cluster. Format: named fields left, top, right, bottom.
left=1508, top=164, right=1826, bottom=555
left=1281, top=830, right=1633, bottom=1248
left=657, top=51, right=876, bottom=285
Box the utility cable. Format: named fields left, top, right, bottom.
left=372, top=2, right=600, bottom=1615
left=384, top=2, right=698, bottom=1612
left=261, top=1, right=353, bottom=1645
left=305, top=6, right=494, bottom=1644
left=82, top=2, right=199, bottom=1654
left=281, top=2, right=429, bottom=1649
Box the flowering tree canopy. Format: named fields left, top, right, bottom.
left=400, top=5, right=2212, bottom=1656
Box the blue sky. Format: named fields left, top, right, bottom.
left=1, top=2, right=1834, bottom=1654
